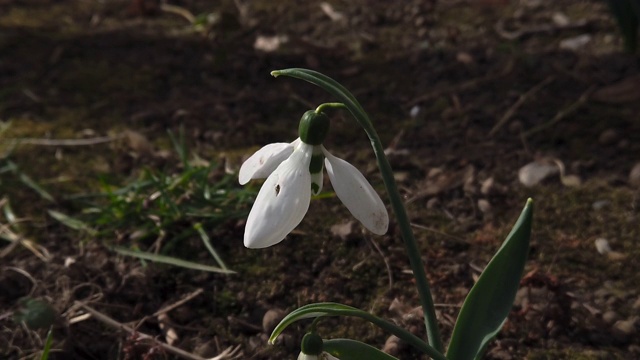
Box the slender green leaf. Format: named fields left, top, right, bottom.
left=168, top=126, right=188, bottom=167
left=268, top=302, right=446, bottom=360
left=8, top=160, right=55, bottom=202
left=40, top=327, right=54, bottom=360
left=2, top=200, right=19, bottom=228
left=194, top=222, right=229, bottom=270
left=323, top=339, right=399, bottom=360
left=48, top=210, right=97, bottom=236
left=447, top=199, right=533, bottom=360
left=113, top=247, right=235, bottom=274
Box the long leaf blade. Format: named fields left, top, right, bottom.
left=323, top=339, right=399, bottom=360
left=447, top=199, right=533, bottom=360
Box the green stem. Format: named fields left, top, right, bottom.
left=271, top=68, right=444, bottom=353
left=315, top=102, right=348, bottom=114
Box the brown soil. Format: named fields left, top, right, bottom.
left=1, top=0, right=639, bottom=359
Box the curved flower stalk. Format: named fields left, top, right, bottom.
left=239, top=109, right=388, bottom=249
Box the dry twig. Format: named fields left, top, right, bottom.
left=489, top=76, right=555, bottom=136
left=160, top=4, right=196, bottom=24
left=1, top=134, right=127, bottom=147
left=0, top=223, right=51, bottom=261
left=410, top=222, right=467, bottom=243
left=368, top=237, right=393, bottom=289
left=523, top=86, right=596, bottom=138
left=495, top=18, right=591, bottom=40
left=153, top=288, right=204, bottom=317
left=406, top=59, right=514, bottom=106
left=75, top=302, right=244, bottom=360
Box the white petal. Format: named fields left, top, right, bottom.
left=244, top=144, right=312, bottom=248
left=323, top=147, right=388, bottom=235
left=239, top=142, right=294, bottom=185
left=310, top=170, right=323, bottom=196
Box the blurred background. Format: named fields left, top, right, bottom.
left=1, top=0, right=639, bottom=359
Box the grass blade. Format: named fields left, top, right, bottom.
left=40, top=327, right=54, bottom=360
left=7, top=159, right=55, bottom=202
left=48, top=210, right=97, bottom=236
left=194, top=223, right=229, bottom=270
left=113, top=247, right=235, bottom=274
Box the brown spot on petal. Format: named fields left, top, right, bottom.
left=275, top=184, right=280, bottom=196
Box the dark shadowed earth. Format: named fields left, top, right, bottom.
left=1, top=0, right=639, bottom=359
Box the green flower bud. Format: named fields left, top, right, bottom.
left=14, top=298, right=57, bottom=329
left=300, top=332, right=323, bottom=355
left=299, top=110, right=330, bottom=145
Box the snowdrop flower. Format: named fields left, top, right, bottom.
left=239, top=110, right=388, bottom=248
left=296, top=332, right=339, bottom=360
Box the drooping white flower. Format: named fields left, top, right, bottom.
left=239, top=110, right=388, bottom=248
left=296, top=332, right=339, bottom=360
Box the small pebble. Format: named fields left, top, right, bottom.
left=518, top=161, right=558, bottom=187
left=592, top=200, right=610, bottom=211
left=456, top=51, right=474, bottom=65
left=480, top=177, right=494, bottom=195
left=426, top=197, right=440, bottom=209
left=409, top=105, right=420, bottom=118
left=382, top=335, right=402, bottom=355
left=552, top=12, right=570, bottom=26
left=598, top=129, right=619, bottom=146
left=262, top=308, right=286, bottom=333
left=559, top=34, right=591, bottom=51
left=602, top=310, right=620, bottom=324
left=629, top=344, right=640, bottom=353
left=594, top=238, right=611, bottom=255
left=613, top=318, right=637, bottom=337
left=477, top=199, right=492, bottom=214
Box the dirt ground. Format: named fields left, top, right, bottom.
left=1, top=0, right=640, bottom=359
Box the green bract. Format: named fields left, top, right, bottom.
left=301, top=332, right=324, bottom=355
left=299, top=110, right=330, bottom=145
